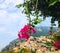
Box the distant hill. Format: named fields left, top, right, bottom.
left=34, top=26, right=57, bottom=36
left=1, top=26, right=57, bottom=51
left=1, top=39, right=20, bottom=51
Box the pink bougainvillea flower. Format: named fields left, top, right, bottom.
left=20, top=24, right=36, bottom=34
left=54, top=41, right=60, bottom=49
left=18, top=33, right=30, bottom=39
left=21, top=34, right=30, bottom=39
left=31, top=27, right=36, bottom=33
left=18, top=24, right=36, bottom=40
left=18, top=33, right=21, bottom=39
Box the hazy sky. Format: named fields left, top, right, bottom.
left=0, top=0, right=58, bottom=51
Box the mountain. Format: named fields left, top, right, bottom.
left=1, top=26, right=57, bottom=51
left=1, top=39, right=20, bottom=51
left=34, top=26, right=57, bottom=36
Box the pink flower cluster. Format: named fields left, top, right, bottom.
left=54, top=41, right=60, bottom=49
left=18, top=24, right=36, bottom=39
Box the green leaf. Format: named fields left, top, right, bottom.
left=57, top=0, right=60, bottom=2
left=16, top=4, right=23, bottom=8
left=19, top=48, right=31, bottom=53
left=49, top=0, right=57, bottom=6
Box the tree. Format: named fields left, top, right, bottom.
left=16, top=0, right=60, bottom=34
left=16, top=0, right=60, bottom=27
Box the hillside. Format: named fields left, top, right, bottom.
left=1, top=26, right=57, bottom=52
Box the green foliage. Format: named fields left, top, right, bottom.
left=16, top=0, right=43, bottom=27
left=50, top=29, right=60, bottom=43
left=0, top=50, right=16, bottom=53
left=31, top=18, right=42, bottom=27
left=16, top=4, right=23, bottom=8
left=49, top=0, right=57, bottom=6
left=53, top=36, right=60, bottom=41
left=16, top=0, right=60, bottom=27
left=52, top=32, right=60, bottom=42
left=19, top=48, right=31, bottom=53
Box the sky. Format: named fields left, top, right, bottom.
left=0, top=0, right=58, bottom=51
